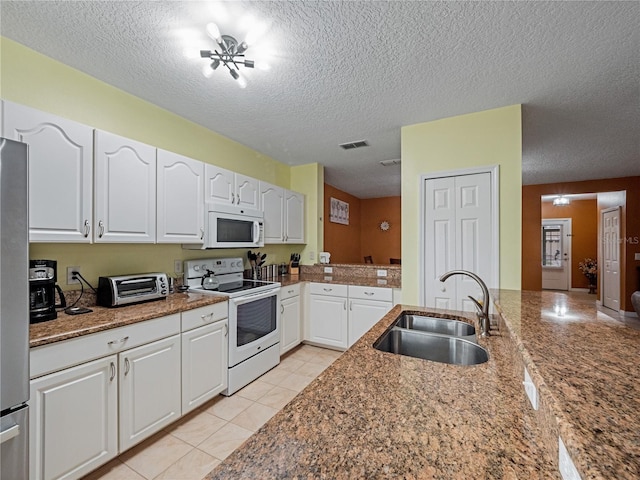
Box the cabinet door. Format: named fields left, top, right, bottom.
left=348, top=299, right=392, bottom=347
left=157, top=150, right=204, bottom=243
left=181, top=320, right=228, bottom=414
left=2, top=101, right=93, bottom=242
left=119, top=335, right=181, bottom=451
left=308, top=295, right=348, bottom=349
left=281, top=295, right=301, bottom=354
left=284, top=190, right=305, bottom=243
left=204, top=164, right=235, bottom=205
left=94, top=130, right=156, bottom=243
left=259, top=182, right=285, bottom=243
left=235, top=173, right=260, bottom=209
left=30, top=355, right=118, bottom=480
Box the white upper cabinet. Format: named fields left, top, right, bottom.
left=259, top=182, right=285, bottom=243
left=2, top=101, right=93, bottom=242
left=157, top=150, right=204, bottom=243
left=284, top=190, right=305, bottom=243
left=259, top=181, right=305, bottom=244
left=205, top=164, right=259, bottom=209
left=94, top=130, right=156, bottom=243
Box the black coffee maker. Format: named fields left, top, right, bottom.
left=29, top=259, right=65, bottom=323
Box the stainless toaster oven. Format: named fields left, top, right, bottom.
left=97, top=273, right=169, bottom=307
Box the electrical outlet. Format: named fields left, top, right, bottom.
left=635, top=252, right=640, bottom=261
left=558, top=437, right=581, bottom=480
left=309, top=251, right=315, bottom=261
left=523, top=367, right=538, bottom=410
left=324, top=266, right=333, bottom=274
left=377, top=269, right=387, bottom=277
left=174, top=260, right=183, bottom=274
left=67, top=266, right=81, bottom=285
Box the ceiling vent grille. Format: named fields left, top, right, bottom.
left=380, top=159, right=401, bottom=166
left=339, top=140, right=369, bottom=150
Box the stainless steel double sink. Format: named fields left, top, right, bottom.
left=374, top=314, right=488, bottom=365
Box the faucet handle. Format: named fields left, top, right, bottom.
left=467, top=295, right=483, bottom=315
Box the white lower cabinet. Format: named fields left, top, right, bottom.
left=280, top=284, right=301, bottom=354
left=28, top=306, right=232, bottom=480
left=347, top=286, right=393, bottom=347
left=182, top=319, right=228, bottom=414
left=29, top=355, right=118, bottom=480
left=119, top=334, right=182, bottom=452
left=308, top=284, right=349, bottom=349
left=306, top=283, right=393, bottom=349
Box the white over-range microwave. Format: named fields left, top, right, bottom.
left=184, top=203, right=264, bottom=249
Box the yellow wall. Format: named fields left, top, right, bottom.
left=401, top=105, right=522, bottom=304
left=291, top=163, right=324, bottom=265
left=1, top=37, right=314, bottom=288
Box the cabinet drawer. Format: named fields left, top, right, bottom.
left=181, top=302, right=228, bottom=332
left=280, top=283, right=301, bottom=300
left=348, top=285, right=393, bottom=302
left=30, top=314, right=181, bottom=379
left=309, top=282, right=348, bottom=297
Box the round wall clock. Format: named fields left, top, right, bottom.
left=379, top=220, right=390, bottom=231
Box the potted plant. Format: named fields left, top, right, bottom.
left=578, top=258, right=598, bottom=294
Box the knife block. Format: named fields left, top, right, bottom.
left=289, top=262, right=299, bottom=275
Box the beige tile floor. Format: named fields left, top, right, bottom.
left=82, top=344, right=342, bottom=480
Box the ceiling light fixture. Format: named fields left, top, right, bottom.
left=552, top=195, right=570, bottom=206
left=200, top=22, right=254, bottom=88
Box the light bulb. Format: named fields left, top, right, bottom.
left=206, top=22, right=222, bottom=43
left=237, top=76, right=247, bottom=89
left=202, top=63, right=214, bottom=78
left=255, top=61, right=271, bottom=71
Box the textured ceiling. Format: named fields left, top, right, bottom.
left=1, top=1, right=638, bottom=198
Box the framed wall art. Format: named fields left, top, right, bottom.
left=330, top=197, right=349, bottom=225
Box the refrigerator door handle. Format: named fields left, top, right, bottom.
left=0, top=424, right=20, bottom=444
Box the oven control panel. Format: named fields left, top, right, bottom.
left=184, top=257, right=244, bottom=279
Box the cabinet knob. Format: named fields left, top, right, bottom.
left=109, top=362, right=116, bottom=382
left=124, top=358, right=130, bottom=376
left=83, top=220, right=90, bottom=237
left=98, top=220, right=105, bottom=238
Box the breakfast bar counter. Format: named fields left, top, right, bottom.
left=207, top=301, right=558, bottom=479
left=207, top=290, right=640, bottom=479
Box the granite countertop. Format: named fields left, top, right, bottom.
left=29, top=292, right=227, bottom=348
left=207, top=303, right=558, bottom=479
left=492, top=290, right=640, bottom=479
left=208, top=290, right=640, bottom=479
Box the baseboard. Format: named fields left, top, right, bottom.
left=569, top=288, right=589, bottom=293
left=622, top=310, right=639, bottom=318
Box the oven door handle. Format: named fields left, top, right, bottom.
left=231, top=287, right=280, bottom=305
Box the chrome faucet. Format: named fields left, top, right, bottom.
left=439, top=270, right=491, bottom=337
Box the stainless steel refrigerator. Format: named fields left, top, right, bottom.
left=0, top=138, right=29, bottom=479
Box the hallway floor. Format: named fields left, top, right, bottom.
left=547, top=289, right=640, bottom=330
left=83, top=344, right=342, bottom=480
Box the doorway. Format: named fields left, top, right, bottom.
left=541, top=219, right=572, bottom=291
left=602, top=207, right=621, bottom=311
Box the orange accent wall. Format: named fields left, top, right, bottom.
left=324, top=184, right=361, bottom=263
left=523, top=176, right=640, bottom=312
left=541, top=199, right=598, bottom=289
left=360, top=196, right=401, bottom=264
left=323, top=184, right=402, bottom=264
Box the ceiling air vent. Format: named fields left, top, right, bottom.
left=339, top=140, right=369, bottom=150
left=380, top=159, right=401, bottom=166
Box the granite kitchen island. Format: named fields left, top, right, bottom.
left=207, top=290, right=640, bottom=479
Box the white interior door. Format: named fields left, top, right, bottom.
left=423, top=171, right=494, bottom=311
left=541, top=219, right=571, bottom=291
left=602, top=208, right=621, bottom=311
